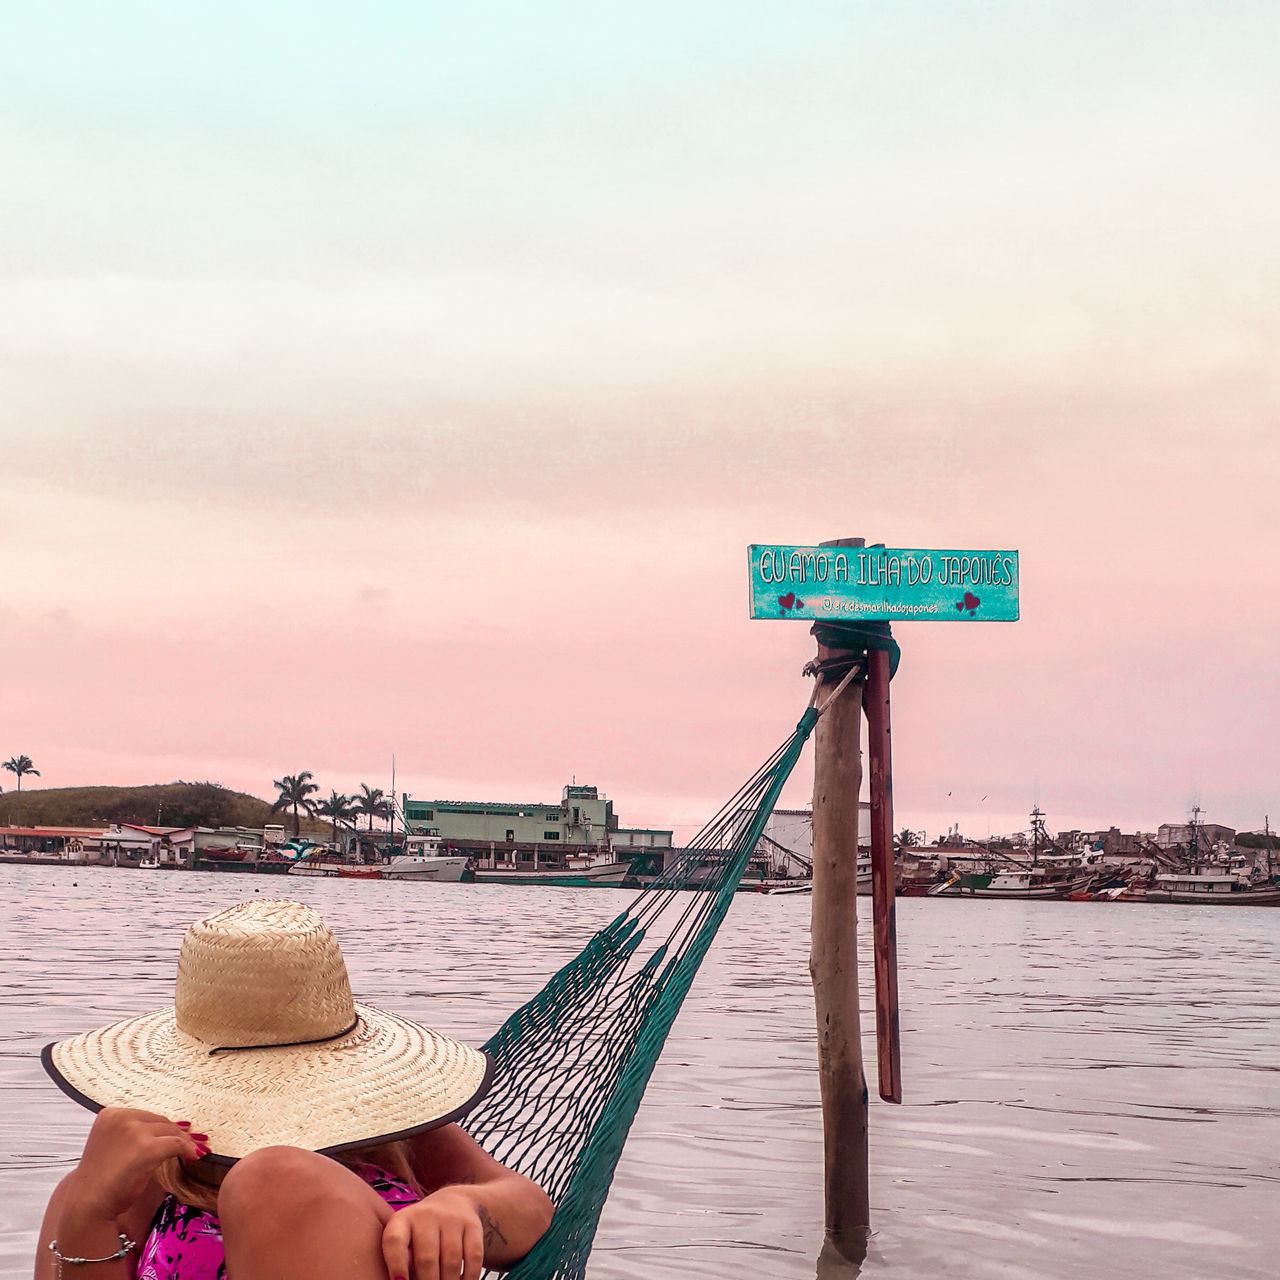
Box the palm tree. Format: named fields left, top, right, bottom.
left=351, top=784, right=391, bottom=832
left=897, top=827, right=920, bottom=848
left=315, top=790, right=356, bottom=849
left=270, top=771, right=319, bottom=838
left=3, top=755, right=40, bottom=792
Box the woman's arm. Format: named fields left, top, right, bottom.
left=34, top=1176, right=162, bottom=1280
left=33, top=1109, right=202, bottom=1280
left=386, top=1125, right=553, bottom=1274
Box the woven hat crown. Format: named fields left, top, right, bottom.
left=174, top=900, right=356, bottom=1048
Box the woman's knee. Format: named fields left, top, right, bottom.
left=220, top=1147, right=375, bottom=1230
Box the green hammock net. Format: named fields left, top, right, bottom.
left=464, top=705, right=819, bottom=1280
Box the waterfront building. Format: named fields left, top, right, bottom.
left=762, top=805, right=871, bottom=865
left=1056, top=827, right=1149, bottom=855
left=0, top=823, right=197, bottom=866
left=401, top=784, right=672, bottom=870
left=1157, top=820, right=1236, bottom=849
left=97, top=824, right=196, bottom=866
left=0, top=826, right=105, bottom=861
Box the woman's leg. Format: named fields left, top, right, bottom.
left=220, top=1147, right=397, bottom=1280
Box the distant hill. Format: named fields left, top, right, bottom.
left=0, top=782, right=327, bottom=835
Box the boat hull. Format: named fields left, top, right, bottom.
left=472, top=863, right=630, bottom=887
left=383, top=856, right=469, bottom=883
left=1145, top=885, right=1280, bottom=905
left=931, top=871, right=1096, bottom=899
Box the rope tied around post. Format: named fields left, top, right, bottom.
left=803, top=621, right=900, bottom=714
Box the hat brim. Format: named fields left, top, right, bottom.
left=42, top=1001, right=493, bottom=1163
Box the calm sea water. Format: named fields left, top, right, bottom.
left=2, top=865, right=1277, bottom=1279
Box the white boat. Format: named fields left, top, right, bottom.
left=744, top=853, right=870, bottom=896
left=284, top=846, right=336, bottom=877
left=854, top=853, right=874, bottom=895
left=383, top=834, right=469, bottom=883
left=138, top=854, right=161, bottom=870
left=1145, top=869, right=1280, bottom=906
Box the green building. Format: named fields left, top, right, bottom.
left=402, top=784, right=672, bottom=869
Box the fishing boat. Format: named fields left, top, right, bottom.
left=931, top=865, right=1097, bottom=898
left=196, top=841, right=264, bottom=872
left=854, top=853, right=874, bottom=895
left=1144, top=870, right=1280, bottom=905
left=471, top=859, right=630, bottom=887
left=752, top=854, right=872, bottom=896
left=285, top=844, right=345, bottom=877
left=287, top=851, right=348, bottom=878
left=898, top=849, right=948, bottom=896
left=382, top=834, right=469, bottom=883
left=200, top=845, right=248, bottom=862
left=929, top=808, right=1098, bottom=899
left=1142, top=808, right=1280, bottom=905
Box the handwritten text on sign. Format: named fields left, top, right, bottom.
left=748, top=546, right=1020, bottom=621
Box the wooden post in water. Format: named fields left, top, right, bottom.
left=864, top=644, right=902, bottom=1103
left=810, top=536, right=871, bottom=1248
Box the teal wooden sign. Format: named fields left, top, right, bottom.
left=749, top=545, right=1019, bottom=621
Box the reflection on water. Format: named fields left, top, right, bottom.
left=817, top=1233, right=869, bottom=1277
left=2, top=867, right=1277, bottom=1278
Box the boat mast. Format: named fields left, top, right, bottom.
left=1029, top=806, right=1047, bottom=865
left=1188, top=804, right=1201, bottom=870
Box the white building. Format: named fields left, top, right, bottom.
left=761, top=805, right=872, bottom=873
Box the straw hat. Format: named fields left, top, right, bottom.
left=42, top=900, right=493, bottom=1161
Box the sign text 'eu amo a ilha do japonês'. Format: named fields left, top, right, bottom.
left=748, top=545, right=1020, bottom=622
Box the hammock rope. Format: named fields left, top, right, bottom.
left=463, top=708, right=817, bottom=1279
left=467, top=623, right=895, bottom=1279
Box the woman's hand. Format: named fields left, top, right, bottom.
left=66, top=1106, right=204, bottom=1223
left=381, top=1187, right=491, bottom=1280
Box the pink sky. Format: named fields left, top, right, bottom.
left=3, top=4, right=1278, bottom=842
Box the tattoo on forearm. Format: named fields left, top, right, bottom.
left=477, top=1206, right=508, bottom=1252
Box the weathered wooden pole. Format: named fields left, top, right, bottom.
left=809, top=536, right=870, bottom=1250
left=864, top=643, right=902, bottom=1103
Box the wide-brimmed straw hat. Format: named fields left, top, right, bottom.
left=42, top=899, right=493, bottom=1161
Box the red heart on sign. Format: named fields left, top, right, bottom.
left=963, top=592, right=980, bottom=614
left=778, top=592, right=795, bottom=610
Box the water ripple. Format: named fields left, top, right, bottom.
left=1, top=868, right=1278, bottom=1277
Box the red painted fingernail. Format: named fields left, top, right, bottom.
left=176, top=1121, right=191, bottom=1129
left=194, top=1144, right=210, bottom=1157
left=189, top=1133, right=209, bottom=1141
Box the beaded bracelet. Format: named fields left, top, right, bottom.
left=48, top=1233, right=135, bottom=1278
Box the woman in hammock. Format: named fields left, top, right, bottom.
left=34, top=899, right=553, bottom=1280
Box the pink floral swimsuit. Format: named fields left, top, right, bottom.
left=135, top=1165, right=419, bottom=1280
